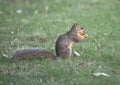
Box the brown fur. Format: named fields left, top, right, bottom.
left=55, top=23, right=88, bottom=58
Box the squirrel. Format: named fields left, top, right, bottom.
left=12, top=23, right=88, bottom=60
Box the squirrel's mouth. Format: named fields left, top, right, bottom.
left=78, top=31, right=88, bottom=38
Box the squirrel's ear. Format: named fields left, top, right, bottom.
left=71, top=23, right=78, bottom=30
left=74, top=23, right=78, bottom=26
left=73, top=23, right=78, bottom=27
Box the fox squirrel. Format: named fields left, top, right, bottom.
left=12, top=23, right=88, bottom=60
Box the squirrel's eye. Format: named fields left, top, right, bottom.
left=81, top=27, right=84, bottom=29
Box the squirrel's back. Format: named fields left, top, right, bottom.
left=12, top=48, right=55, bottom=60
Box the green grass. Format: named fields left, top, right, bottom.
left=0, top=0, right=120, bottom=85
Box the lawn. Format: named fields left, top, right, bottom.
left=0, top=0, right=120, bottom=85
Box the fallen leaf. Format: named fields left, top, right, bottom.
left=73, top=51, right=80, bottom=57
left=45, top=5, right=48, bottom=12
left=17, top=9, right=22, bottom=14
left=39, top=37, right=48, bottom=42
left=11, top=31, right=14, bottom=34
left=2, top=54, right=8, bottom=58
left=93, top=72, right=110, bottom=77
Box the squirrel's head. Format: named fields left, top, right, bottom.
left=70, top=23, right=88, bottom=42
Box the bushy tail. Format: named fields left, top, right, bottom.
left=12, top=48, right=55, bottom=60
